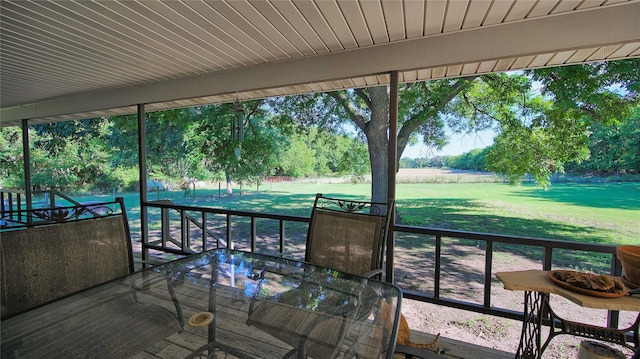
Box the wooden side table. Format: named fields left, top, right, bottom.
left=496, top=270, right=640, bottom=359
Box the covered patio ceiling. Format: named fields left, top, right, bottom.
left=1, top=0, right=639, bottom=127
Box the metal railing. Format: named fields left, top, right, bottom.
left=1, top=192, right=127, bottom=229
left=140, top=199, right=627, bottom=332
left=395, top=225, right=622, bottom=325
left=1, top=189, right=96, bottom=226
left=141, top=200, right=309, bottom=259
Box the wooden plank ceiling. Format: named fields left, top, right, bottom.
left=1, top=0, right=639, bottom=126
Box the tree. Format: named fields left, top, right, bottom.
left=495, top=60, right=640, bottom=184
left=19, top=119, right=117, bottom=191
left=270, top=75, right=518, bottom=202
left=529, top=61, right=639, bottom=126
left=188, top=101, right=282, bottom=195
left=270, top=60, right=639, bottom=201
left=276, top=133, right=316, bottom=177
left=302, top=128, right=370, bottom=178
left=269, top=80, right=478, bottom=202
left=0, top=127, right=24, bottom=188
left=447, top=148, right=489, bottom=171
left=107, top=108, right=194, bottom=180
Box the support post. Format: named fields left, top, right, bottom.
left=386, top=71, right=399, bottom=283
left=21, top=119, right=33, bottom=221
left=138, top=104, right=150, bottom=266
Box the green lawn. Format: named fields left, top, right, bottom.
left=393, top=182, right=639, bottom=245
left=64, top=181, right=639, bottom=246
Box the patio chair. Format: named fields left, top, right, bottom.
left=304, top=193, right=393, bottom=278
left=1, top=199, right=133, bottom=318
left=0, top=198, right=184, bottom=356
left=246, top=193, right=394, bottom=358
left=0, top=198, right=177, bottom=321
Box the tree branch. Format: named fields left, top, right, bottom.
left=397, top=76, right=478, bottom=156
left=327, top=91, right=369, bottom=132
left=354, top=88, right=371, bottom=108
left=462, top=92, right=501, bottom=122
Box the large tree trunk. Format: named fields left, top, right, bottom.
left=366, top=87, right=390, bottom=204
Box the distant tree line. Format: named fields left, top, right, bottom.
left=400, top=110, right=640, bottom=177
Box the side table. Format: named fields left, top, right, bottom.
left=496, top=270, right=640, bottom=359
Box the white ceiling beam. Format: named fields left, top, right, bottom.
left=2, top=2, right=639, bottom=124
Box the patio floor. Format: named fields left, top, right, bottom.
left=395, top=331, right=514, bottom=359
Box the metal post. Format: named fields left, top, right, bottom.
left=386, top=71, right=399, bottom=283
left=138, top=104, right=150, bottom=266
left=21, top=119, right=33, bottom=221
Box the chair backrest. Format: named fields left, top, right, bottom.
left=0, top=198, right=133, bottom=319
left=305, top=193, right=393, bottom=278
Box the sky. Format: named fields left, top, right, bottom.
left=402, top=129, right=496, bottom=159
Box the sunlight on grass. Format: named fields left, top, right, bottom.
left=70, top=180, right=638, bottom=247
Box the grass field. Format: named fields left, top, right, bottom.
left=59, top=178, right=636, bottom=286
left=71, top=177, right=639, bottom=247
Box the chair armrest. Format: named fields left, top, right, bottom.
left=361, top=268, right=383, bottom=278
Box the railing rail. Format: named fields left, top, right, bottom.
left=0, top=197, right=127, bottom=229
left=140, top=200, right=627, bottom=334
left=395, top=224, right=623, bottom=329
left=1, top=189, right=91, bottom=225
left=142, top=200, right=308, bottom=259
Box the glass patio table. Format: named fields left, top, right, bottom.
left=1, top=248, right=401, bottom=359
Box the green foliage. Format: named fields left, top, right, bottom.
left=27, top=119, right=110, bottom=190
left=32, top=119, right=104, bottom=155
left=265, top=97, right=372, bottom=179
left=446, top=148, right=489, bottom=171
left=487, top=113, right=590, bottom=187
left=277, top=133, right=316, bottom=177
left=565, top=109, right=640, bottom=175
left=268, top=87, right=393, bottom=201
left=398, top=79, right=476, bottom=150
left=188, top=101, right=282, bottom=188
left=337, top=140, right=370, bottom=183
left=400, top=156, right=446, bottom=168
left=107, top=108, right=194, bottom=178
left=104, top=114, right=139, bottom=168
left=110, top=167, right=140, bottom=192
left=3, top=61, right=637, bottom=195
left=266, top=61, right=639, bottom=200
left=528, top=60, right=640, bottom=125
left=0, top=127, right=24, bottom=188
left=29, top=144, right=80, bottom=190
left=307, top=128, right=369, bottom=178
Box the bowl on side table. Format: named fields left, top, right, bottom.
left=617, top=245, right=640, bottom=288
